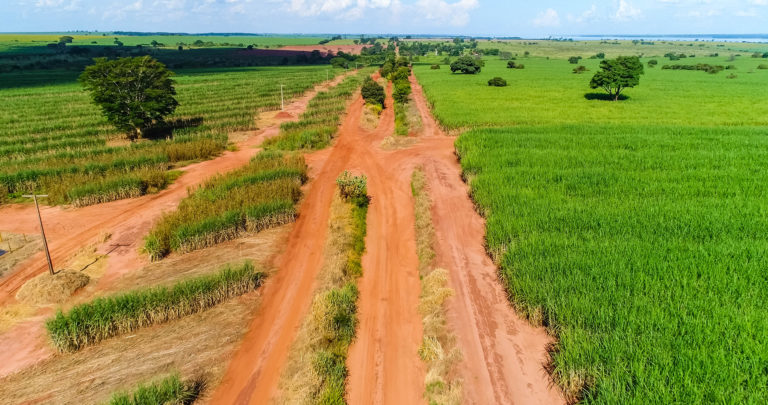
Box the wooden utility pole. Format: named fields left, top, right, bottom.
left=22, top=194, right=54, bottom=275
left=280, top=84, right=284, bottom=111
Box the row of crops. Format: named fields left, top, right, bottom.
left=0, top=65, right=340, bottom=205
left=415, top=54, right=768, bottom=403
left=265, top=68, right=374, bottom=150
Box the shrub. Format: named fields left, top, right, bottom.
left=361, top=77, right=385, bottom=107
left=393, top=80, right=412, bottom=104
left=330, top=57, right=349, bottom=69
left=430, top=64, right=441, bottom=70
left=568, top=56, right=582, bottom=64
left=450, top=56, right=482, bottom=74
left=647, top=59, right=658, bottom=67
left=758, top=64, right=768, bottom=70
left=46, top=262, right=264, bottom=352
left=108, top=374, right=203, bottom=405
left=573, top=65, right=589, bottom=74
left=336, top=171, right=368, bottom=202
left=487, top=77, right=507, bottom=87
left=507, top=61, right=525, bottom=69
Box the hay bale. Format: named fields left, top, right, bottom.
left=16, top=270, right=90, bottom=305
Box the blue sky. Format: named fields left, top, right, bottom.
left=2, top=0, right=767, bottom=36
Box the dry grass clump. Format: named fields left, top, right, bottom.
left=411, top=168, right=462, bottom=404
left=16, top=270, right=90, bottom=305
left=45, top=261, right=264, bottom=352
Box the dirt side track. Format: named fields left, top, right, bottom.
left=213, top=73, right=564, bottom=404
left=0, top=73, right=352, bottom=378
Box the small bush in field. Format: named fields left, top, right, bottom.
left=430, top=64, right=441, bottom=69
left=488, top=77, right=507, bottom=87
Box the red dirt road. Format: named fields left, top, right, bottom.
left=212, top=73, right=564, bottom=404
left=211, top=77, right=426, bottom=405
left=409, top=75, right=566, bottom=405
left=0, top=74, right=350, bottom=377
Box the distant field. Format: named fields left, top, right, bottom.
left=0, top=34, right=329, bottom=53
left=415, top=41, right=768, bottom=402
left=0, top=65, right=340, bottom=205
left=415, top=57, right=768, bottom=128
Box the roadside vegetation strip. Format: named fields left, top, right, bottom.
left=277, top=172, right=369, bottom=404
left=0, top=65, right=336, bottom=204
left=455, top=125, right=768, bottom=403
left=46, top=261, right=264, bottom=353
left=108, top=373, right=204, bottom=405
left=411, top=168, right=461, bottom=404
left=143, top=151, right=306, bottom=260
left=380, top=56, right=419, bottom=136
left=265, top=68, right=375, bottom=150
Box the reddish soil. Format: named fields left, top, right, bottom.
left=277, top=44, right=365, bottom=56
left=408, top=75, right=566, bottom=404
left=0, top=73, right=350, bottom=378
left=212, top=76, right=427, bottom=404
left=211, top=72, right=565, bottom=404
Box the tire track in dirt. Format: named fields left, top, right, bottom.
left=209, top=87, right=363, bottom=405
left=0, top=73, right=351, bottom=378
left=408, top=74, right=566, bottom=404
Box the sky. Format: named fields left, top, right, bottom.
left=2, top=0, right=768, bottom=37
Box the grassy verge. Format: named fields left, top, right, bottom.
left=265, top=69, right=374, bottom=150
left=108, top=373, right=204, bottom=405
left=143, top=151, right=306, bottom=260
left=411, top=168, right=461, bottom=404
left=277, top=172, right=368, bottom=404
left=46, top=261, right=264, bottom=352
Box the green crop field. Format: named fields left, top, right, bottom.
left=415, top=41, right=768, bottom=403
left=0, top=33, right=329, bottom=53
left=0, top=65, right=340, bottom=205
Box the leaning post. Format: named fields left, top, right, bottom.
left=21, top=194, right=54, bottom=275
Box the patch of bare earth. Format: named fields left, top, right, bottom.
left=0, top=226, right=291, bottom=404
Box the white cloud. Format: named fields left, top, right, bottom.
left=748, top=0, right=767, bottom=5
left=415, top=0, right=479, bottom=26
left=614, top=0, right=641, bottom=21
left=567, top=4, right=597, bottom=23
left=533, top=8, right=560, bottom=27
left=33, top=0, right=81, bottom=10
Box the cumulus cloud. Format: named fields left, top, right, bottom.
left=414, top=0, right=478, bottom=26
left=533, top=8, right=560, bottom=27
left=614, top=0, right=641, bottom=21
left=567, top=4, right=597, bottom=23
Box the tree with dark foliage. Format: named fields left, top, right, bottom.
left=450, top=56, right=482, bottom=74
left=589, top=56, right=644, bottom=101
left=80, top=56, right=178, bottom=139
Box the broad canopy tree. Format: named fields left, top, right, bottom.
left=80, top=56, right=179, bottom=139
left=589, top=56, right=644, bottom=101
left=450, top=56, right=482, bottom=74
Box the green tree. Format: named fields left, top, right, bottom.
left=589, top=56, right=644, bottom=101
left=59, top=35, right=74, bottom=44
left=392, top=80, right=411, bottom=104
left=568, top=56, right=581, bottom=64
left=450, top=56, right=482, bottom=74
left=361, top=77, right=385, bottom=107
left=80, top=56, right=179, bottom=139
left=330, top=57, right=349, bottom=69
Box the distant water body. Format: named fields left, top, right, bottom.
left=569, top=34, right=768, bottom=43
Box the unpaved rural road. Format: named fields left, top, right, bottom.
left=212, top=72, right=565, bottom=404
left=0, top=73, right=351, bottom=378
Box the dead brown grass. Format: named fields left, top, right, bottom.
left=16, top=270, right=90, bottom=305
left=0, top=293, right=259, bottom=405
left=411, top=168, right=462, bottom=405
left=0, top=233, right=41, bottom=278
left=0, top=225, right=292, bottom=404
left=405, top=99, right=423, bottom=135
left=275, top=192, right=353, bottom=404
